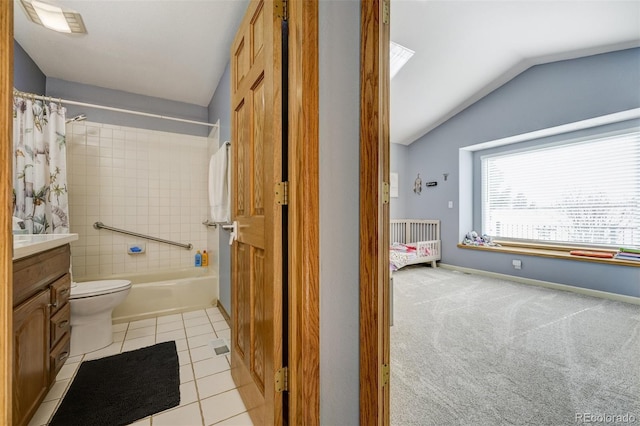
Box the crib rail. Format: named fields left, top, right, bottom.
left=391, top=219, right=440, bottom=244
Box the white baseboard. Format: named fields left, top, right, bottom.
left=438, top=263, right=640, bottom=306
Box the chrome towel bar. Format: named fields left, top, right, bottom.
left=93, top=222, right=193, bottom=250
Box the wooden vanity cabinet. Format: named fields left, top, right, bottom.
left=13, top=244, right=72, bottom=426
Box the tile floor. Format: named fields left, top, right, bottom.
left=28, top=307, right=254, bottom=426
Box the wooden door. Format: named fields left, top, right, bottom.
left=230, top=1, right=285, bottom=425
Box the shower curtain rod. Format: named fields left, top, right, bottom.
left=13, top=89, right=219, bottom=128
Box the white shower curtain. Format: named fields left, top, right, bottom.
left=13, top=97, right=69, bottom=234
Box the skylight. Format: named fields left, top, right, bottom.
left=390, top=41, right=414, bottom=79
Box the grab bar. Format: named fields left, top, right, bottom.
left=93, top=222, right=193, bottom=250
left=202, top=219, right=234, bottom=231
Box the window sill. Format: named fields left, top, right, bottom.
left=457, top=241, right=640, bottom=267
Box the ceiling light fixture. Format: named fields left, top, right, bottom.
left=20, top=0, right=87, bottom=34
left=390, top=41, right=414, bottom=79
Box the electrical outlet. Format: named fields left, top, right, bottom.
left=512, top=259, right=522, bottom=270
left=448, top=201, right=453, bottom=208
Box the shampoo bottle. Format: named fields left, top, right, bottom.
left=195, top=250, right=202, bottom=267
left=202, top=250, right=209, bottom=267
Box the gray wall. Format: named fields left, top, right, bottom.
left=13, top=41, right=45, bottom=94
left=390, top=142, right=409, bottom=219
left=46, top=78, right=210, bottom=137
left=406, top=47, right=640, bottom=297
left=207, top=62, right=232, bottom=313
left=319, top=0, right=360, bottom=423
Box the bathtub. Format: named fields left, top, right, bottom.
left=106, top=267, right=218, bottom=323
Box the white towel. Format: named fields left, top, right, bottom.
left=208, top=142, right=230, bottom=223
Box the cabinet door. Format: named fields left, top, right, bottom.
left=13, top=289, right=50, bottom=426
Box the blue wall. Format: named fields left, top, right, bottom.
left=390, top=143, right=409, bottom=219
left=13, top=41, right=45, bottom=94
left=14, top=42, right=210, bottom=137
left=319, top=0, right=360, bottom=422
left=46, top=78, right=210, bottom=137
left=405, top=47, right=640, bottom=297
left=207, top=62, right=232, bottom=314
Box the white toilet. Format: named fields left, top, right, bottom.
left=69, top=279, right=132, bottom=355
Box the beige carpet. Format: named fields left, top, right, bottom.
left=390, top=266, right=640, bottom=425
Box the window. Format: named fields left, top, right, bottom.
left=482, top=129, right=640, bottom=247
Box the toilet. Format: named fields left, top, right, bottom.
left=69, top=279, right=132, bottom=355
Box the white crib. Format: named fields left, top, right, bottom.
left=390, top=219, right=441, bottom=269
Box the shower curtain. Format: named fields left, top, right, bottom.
left=12, top=97, right=69, bottom=234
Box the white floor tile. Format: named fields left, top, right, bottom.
left=186, top=323, right=215, bottom=338
left=180, top=363, right=195, bottom=383
left=201, top=389, right=246, bottom=425
left=217, top=329, right=231, bottom=341
left=152, top=402, right=203, bottom=426
left=121, top=335, right=155, bottom=352
left=175, top=338, right=189, bottom=352
left=178, top=350, right=192, bottom=366
left=65, top=354, right=84, bottom=364
left=214, top=411, right=253, bottom=426
left=158, top=321, right=185, bottom=334
left=209, top=306, right=220, bottom=315
left=27, top=399, right=58, bottom=426
left=56, top=361, right=80, bottom=381
left=125, top=325, right=156, bottom=340
left=179, top=381, right=199, bottom=407
left=112, top=322, right=129, bottom=332
left=38, top=310, right=250, bottom=426
left=157, top=313, right=183, bottom=324
left=190, top=345, right=215, bottom=363
left=196, top=370, right=236, bottom=399
left=43, top=379, right=70, bottom=402
left=83, top=341, right=123, bottom=361
left=184, top=315, right=211, bottom=328
left=157, top=328, right=187, bottom=342
left=188, top=332, right=217, bottom=349
left=208, top=312, right=225, bottom=323
left=183, top=309, right=207, bottom=319
left=129, top=318, right=157, bottom=330
left=193, top=356, right=230, bottom=379
left=212, top=320, right=230, bottom=332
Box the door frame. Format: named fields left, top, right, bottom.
left=0, top=1, right=14, bottom=424
left=287, top=0, right=320, bottom=423
left=360, top=0, right=390, bottom=424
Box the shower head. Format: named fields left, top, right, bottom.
left=66, top=114, right=87, bottom=124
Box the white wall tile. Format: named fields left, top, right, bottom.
left=68, top=121, right=209, bottom=280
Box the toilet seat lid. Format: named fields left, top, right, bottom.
left=71, top=280, right=132, bottom=298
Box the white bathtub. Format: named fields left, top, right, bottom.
left=107, top=267, right=218, bottom=323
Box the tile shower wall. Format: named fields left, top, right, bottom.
left=67, top=121, right=210, bottom=280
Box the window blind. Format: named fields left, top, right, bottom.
left=482, top=130, right=640, bottom=247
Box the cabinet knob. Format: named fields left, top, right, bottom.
left=59, top=351, right=69, bottom=362
left=58, top=320, right=69, bottom=328
left=48, top=302, right=58, bottom=308
left=59, top=288, right=69, bottom=296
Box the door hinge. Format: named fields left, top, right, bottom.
left=382, top=0, right=390, bottom=25
left=275, top=181, right=289, bottom=206
left=382, top=363, right=390, bottom=387
left=275, top=0, right=288, bottom=21
left=382, top=181, right=390, bottom=205
left=275, top=366, right=289, bottom=392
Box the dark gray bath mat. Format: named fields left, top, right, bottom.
left=49, top=341, right=180, bottom=426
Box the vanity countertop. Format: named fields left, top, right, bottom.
left=13, top=234, right=79, bottom=260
